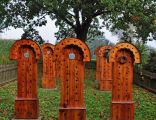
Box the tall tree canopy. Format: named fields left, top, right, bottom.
left=0, top=0, right=11, bottom=32
left=3, top=0, right=156, bottom=42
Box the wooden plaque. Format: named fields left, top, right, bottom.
left=10, top=39, right=41, bottom=119
left=109, top=42, right=140, bottom=120
left=54, top=38, right=90, bottom=120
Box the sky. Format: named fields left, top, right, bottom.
left=0, top=16, right=156, bottom=48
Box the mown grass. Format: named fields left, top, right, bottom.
left=0, top=69, right=156, bottom=120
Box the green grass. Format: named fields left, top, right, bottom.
left=0, top=69, right=156, bottom=120
left=0, top=40, right=15, bottom=64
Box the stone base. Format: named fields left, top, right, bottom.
left=12, top=116, right=42, bottom=120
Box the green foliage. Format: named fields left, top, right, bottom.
left=0, top=40, right=15, bottom=64
left=135, top=43, right=150, bottom=69
left=105, top=0, right=156, bottom=43
left=0, top=69, right=156, bottom=119
left=0, top=0, right=10, bottom=31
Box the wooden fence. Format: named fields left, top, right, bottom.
left=134, top=69, right=156, bottom=93
left=0, top=64, right=17, bottom=85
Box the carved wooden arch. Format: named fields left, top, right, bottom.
left=10, top=39, right=41, bottom=60
left=54, top=38, right=90, bottom=62
left=94, top=46, right=103, bottom=56
left=41, top=43, right=54, bottom=52
left=109, top=42, right=141, bottom=64
left=98, top=46, right=113, bottom=57
left=10, top=39, right=41, bottom=119
left=41, top=43, right=56, bottom=89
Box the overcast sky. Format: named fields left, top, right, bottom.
left=0, top=16, right=155, bottom=48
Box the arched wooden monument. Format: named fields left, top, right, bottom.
left=109, top=42, right=140, bottom=120
left=10, top=39, right=41, bottom=119
left=41, top=43, right=56, bottom=89
left=98, top=46, right=113, bottom=91
left=94, top=46, right=102, bottom=82
left=54, top=38, right=90, bottom=120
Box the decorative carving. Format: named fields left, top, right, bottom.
left=54, top=38, right=90, bottom=120
left=10, top=39, right=41, bottom=119
left=109, top=42, right=141, bottom=120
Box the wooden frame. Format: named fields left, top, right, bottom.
left=41, top=43, right=56, bottom=89
left=109, top=42, right=140, bottom=120
left=10, top=39, right=41, bottom=119
left=54, top=38, right=90, bottom=120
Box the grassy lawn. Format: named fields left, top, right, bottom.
left=0, top=69, right=156, bottom=120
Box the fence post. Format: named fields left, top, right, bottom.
left=109, top=42, right=140, bottom=120
left=10, top=39, right=42, bottom=119
left=98, top=46, right=113, bottom=91
left=54, top=38, right=90, bottom=120
left=41, top=43, right=56, bottom=89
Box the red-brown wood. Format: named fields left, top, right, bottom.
left=41, top=43, right=56, bottom=89
left=94, top=46, right=103, bottom=82
left=54, top=38, right=90, bottom=120
left=10, top=39, right=41, bottom=119
left=98, top=46, right=113, bottom=91
left=109, top=42, right=140, bottom=120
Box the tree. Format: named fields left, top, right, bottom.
left=0, top=0, right=11, bottom=32
left=7, top=0, right=114, bottom=41
left=103, top=0, right=156, bottom=44
left=5, top=0, right=156, bottom=43
left=21, top=27, right=45, bottom=45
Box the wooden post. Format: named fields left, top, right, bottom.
left=41, top=43, right=56, bottom=89
left=98, top=46, right=113, bottom=91
left=94, top=46, right=102, bottom=82
left=109, top=42, right=141, bottom=120
left=54, top=38, right=90, bottom=120
left=10, top=39, right=42, bottom=119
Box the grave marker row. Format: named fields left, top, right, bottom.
left=9, top=38, right=140, bottom=120
left=95, top=42, right=140, bottom=120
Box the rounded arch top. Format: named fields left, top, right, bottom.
left=10, top=39, right=42, bottom=60
left=109, top=42, right=141, bottom=64
left=54, top=38, right=91, bottom=62
left=41, top=43, right=55, bottom=52
left=98, top=46, right=113, bottom=57
left=94, top=46, right=103, bottom=55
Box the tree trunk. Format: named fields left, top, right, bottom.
left=75, top=23, right=90, bottom=42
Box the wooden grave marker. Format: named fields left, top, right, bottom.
left=109, top=42, right=141, bottom=120
left=41, top=43, right=56, bottom=89
left=98, top=46, right=113, bottom=91
left=54, top=38, right=90, bottom=120
left=10, top=39, right=42, bottom=119
left=94, top=46, right=102, bottom=82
